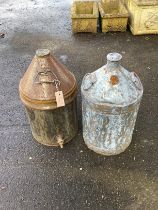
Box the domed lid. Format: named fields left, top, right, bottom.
left=19, top=49, right=77, bottom=110
left=81, top=53, right=143, bottom=107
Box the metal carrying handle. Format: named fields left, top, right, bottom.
left=130, top=72, right=142, bottom=90
left=35, top=57, right=61, bottom=91
left=82, top=73, right=97, bottom=91
left=82, top=73, right=91, bottom=90
left=34, top=70, right=61, bottom=90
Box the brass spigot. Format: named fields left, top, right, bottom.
left=56, top=135, right=64, bottom=148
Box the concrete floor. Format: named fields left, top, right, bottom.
left=0, top=0, right=158, bottom=209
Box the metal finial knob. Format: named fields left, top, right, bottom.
left=36, top=49, right=50, bottom=57
left=107, top=53, right=122, bottom=62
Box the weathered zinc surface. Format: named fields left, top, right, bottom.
left=81, top=53, right=143, bottom=155
left=19, top=49, right=78, bottom=147
left=71, top=1, right=99, bottom=33
left=127, top=0, right=158, bottom=35
left=99, top=0, right=129, bottom=32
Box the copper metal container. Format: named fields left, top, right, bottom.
left=19, top=49, right=78, bottom=147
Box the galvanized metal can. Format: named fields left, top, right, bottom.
left=81, top=53, right=143, bottom=155
left=19, top=49, right=78, bottom=147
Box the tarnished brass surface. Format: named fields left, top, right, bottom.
left=19, top=49, right=77, bottom=110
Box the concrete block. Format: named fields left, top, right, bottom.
left=127, top=0, right=158, bottom=35
left=71, top=1, right=99, bottom=33
left=99, top=0, right=129, bottom=32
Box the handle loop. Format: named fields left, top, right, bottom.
left=35, top=58, right=61, bottom=91
left=130, top=72, right=142, bottom=90
left=82, top=73, right=97, bottom=91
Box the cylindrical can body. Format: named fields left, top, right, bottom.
left=82, top=99, right=140, bottom=155
left=19, top=49, right=78, bottom=147
left=81, top=52, right=143, bottom=155
left=26, top=100, right=77, bottom=146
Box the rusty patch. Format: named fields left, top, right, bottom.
left=110, top=75, right=119, bottom=85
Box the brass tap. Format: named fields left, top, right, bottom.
left=56, top=135, right=64, bottom=148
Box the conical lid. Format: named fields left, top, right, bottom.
left=19, top=49, right=77, bottom=110
left=81, top=53, right=143, bottom=107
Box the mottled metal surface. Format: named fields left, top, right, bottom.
left=81, top=53, right=143, bottom=155
left=82, top=100, right=140, bottom=155
left=26, top=99, right=78, bottom=146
